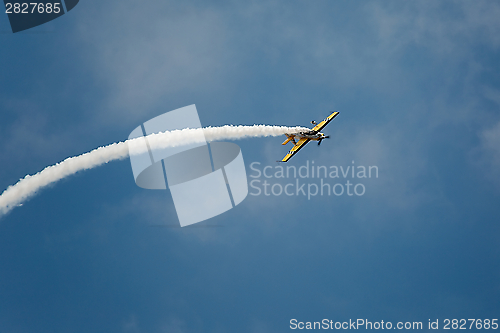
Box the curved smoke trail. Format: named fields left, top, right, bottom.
left=0, top=125, right=308, bottom=217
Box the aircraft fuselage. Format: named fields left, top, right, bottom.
left=294, top=131, right=327, bottom=141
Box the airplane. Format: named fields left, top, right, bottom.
left=278, top=111, right=340, bottom=162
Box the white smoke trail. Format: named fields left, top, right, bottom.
left=0, top=125, right=308, bottom=217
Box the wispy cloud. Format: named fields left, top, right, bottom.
left=476, top=120, right=500, bottom=184
left=76, top=1, right=237, bottom=125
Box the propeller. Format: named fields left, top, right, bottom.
left=317, top=136, right=330, bottom=146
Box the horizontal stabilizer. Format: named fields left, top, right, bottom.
left=282, top=136, right=293, bottom=145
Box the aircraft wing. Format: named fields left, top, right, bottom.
left=311, top=111, right=339, bottom=133
left=280, top=138, right=310, bottom=162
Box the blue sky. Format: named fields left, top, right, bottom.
left=1, top=1, right=500, bottom=332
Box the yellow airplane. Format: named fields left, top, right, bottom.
left=279, top=111, right=340, bottom=162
